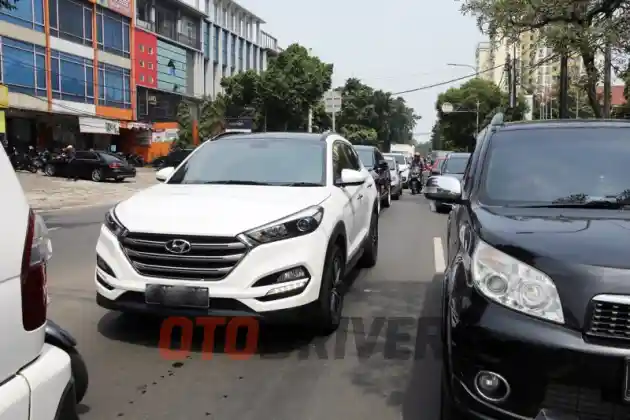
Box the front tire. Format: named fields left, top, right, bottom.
left=382, top=186, right=392, bottom=208
left=359, top=210, right=378, bottom=268
left=312, top=244, right=345, bottom=335
left=91, top=168, right=103, bottom=182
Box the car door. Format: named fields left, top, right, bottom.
left=80, top=151, right=101, bottom=178
left=374, top=150, right=388, bottom=197
left=332, top=141, right=361, bottom=256
left=342, top=143, right=371, bottom=251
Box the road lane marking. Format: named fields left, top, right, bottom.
left=433, top=237, right=446, bottom=273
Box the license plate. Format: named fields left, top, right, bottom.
left=145, top=284, right=209, bottom=308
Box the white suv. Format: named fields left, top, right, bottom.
left=0, top=147, right=76, bottom=419
left=95, top=132, right=379, bottom=333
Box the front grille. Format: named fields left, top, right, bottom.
left=543, top=384, right=630, bottom=420
left=586, top=296, right=630, bottom=341
left=120, top=232, right=248, bottom=281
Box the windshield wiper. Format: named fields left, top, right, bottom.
left=280, top=182, right=323, bottom=187
left=195, top=180, right=273, bottom=185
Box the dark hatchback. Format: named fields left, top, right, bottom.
left=354, top=145, right=392, bottom=208
left=425, top=117, right=630, bottom=420
left=45, top=150, right=136, bottom=182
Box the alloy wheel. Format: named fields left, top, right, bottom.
left=329, top=255, right=344, bottom=322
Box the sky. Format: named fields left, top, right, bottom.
left=237, top=0, right=484, bottom=144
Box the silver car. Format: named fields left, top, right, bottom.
left=384, top=155, right=403, bottom=200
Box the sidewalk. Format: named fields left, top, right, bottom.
left=18, top=168, right=159, bottom=211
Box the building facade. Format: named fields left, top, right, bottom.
left=0, top=0, right=280, bottom=160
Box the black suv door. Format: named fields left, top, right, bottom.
left=373, top=149, right=391, bottom=199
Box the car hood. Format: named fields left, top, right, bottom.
left=476, top=206, right=630, bottom=329
left=442, top=173, right=464, bottom=181
left=115, top=184, right=331, bottom=236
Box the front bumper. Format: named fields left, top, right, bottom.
left=448, top=293, right=630, bottom=420
left=95, top=225, right=328, bottom=317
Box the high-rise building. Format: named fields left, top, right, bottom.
left=0, top=0, right=280, bottom=161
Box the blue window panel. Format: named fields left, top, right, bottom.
left=98, top=63, right=130, bottom=108
left=35, top=55, right=45, bottom=89
left=103, top=15, right=123, bottom=53
left=51, top=0, right=90, bottom=44
left=50, top=50, right=94, bottom=103
left=86, top=66, right=94, bottom=98
left=60, top=59, right=85, bottom=99
left=96, top=16, right=102, bottom=43
left=0, top=0, right=44, bottom=32
left=96, top=7, right=130, bottom=58
left=51, top=57, right=60, bottom=91
left=213, top=26, right=219, bottom=62
left=3, top=46, right=35, bottom=89
left=222, top=30, right=227, bottom=63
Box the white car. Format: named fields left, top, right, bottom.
left=95, top=132, right=380, bottom=333
left=0, top=146, right=76, bottom=419
left=384, top=153, right=409, bottom=188
left=383, top=155, right=402, bottom=200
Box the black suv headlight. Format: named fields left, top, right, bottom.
left=104, top=208, right=126, bottom=237
left=240, top=206, right=324, bottom=245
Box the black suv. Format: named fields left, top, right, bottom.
left=354, top=145, right=392, bottom=208
left=426, top=115, right=630, bottom=420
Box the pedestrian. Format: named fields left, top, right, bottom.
left=64, top=144, right=78, bottom=181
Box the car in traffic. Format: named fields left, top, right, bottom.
left=44, top=150, right=136, bottom=182
left=95, top=132, right=380, bottom=335
left=354, top=145, right=392, bottom=208
left=151, top=148, right=195, bottom=169
left=426, top=152, right=469, bottom=213
left=0, top=144, right=78, bottom=418
left=383, top=155, right=402, bottom=200
left=384, top=152, right=410, bottom=188
left=426, top=115, right=630, bottom=420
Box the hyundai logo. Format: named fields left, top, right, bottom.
left=165, top=239, right=192, bottom=254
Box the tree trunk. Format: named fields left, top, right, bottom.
left=579, top=47, right=603, bottom=118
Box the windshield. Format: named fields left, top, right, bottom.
left=388, top=154, right=406, bottom=164
left=356, top=148, right=375, bottom=168
left=384, top=157, right=395, bottom=168
left=167, top=137, right=327, bottom=186
left=481, top=128, right=630, bottom=205
left=443, top=157, right=468, bottom=174
left=100, top=153, right=124, bottom=163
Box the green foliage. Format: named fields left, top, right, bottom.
left=429, top=121, right=441, bottom=150
left=435, top=78, right=528, bottom=150
left=174, top=101, right=193, bottom=149
left=334, top=78, right=420, bottom=151
left=198, top=94, right=227, bottom=140
left=458, top=0, right=628, bottom=118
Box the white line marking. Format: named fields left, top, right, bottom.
left=433, top=237, right=446, bottom=273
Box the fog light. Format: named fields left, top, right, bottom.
left=266, top=278, right=309, bottom=296
left=276, top=267, right=308, bottom=283
left=474, top=371, right=510, bottom=403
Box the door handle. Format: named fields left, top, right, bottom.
left=367, top=183, right=373, bottom=188
left=357, top=194, right=363, bottom=200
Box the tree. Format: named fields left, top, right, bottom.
left=198, top=94, right=227, bottom=140
left=435, top=78, right=528, bottom=150
left=174, top=101, right=193, bottom=149
left=429, top=121, right=442, bottom=150
left=258, top=44, right=333, bottom=131
left=334, top=78, right=420, bottom=150
left=459, top=0, right=628, bottom=118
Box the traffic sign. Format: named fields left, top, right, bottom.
left=441, top=102, right=454, bottom=113
left=323, top=91, right=342, bottom=114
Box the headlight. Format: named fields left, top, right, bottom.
left=104, top=208, right=126, bottom=237
left=243, top=206, right=324, bottom=245
left=472, top=240, right=564, bottom=324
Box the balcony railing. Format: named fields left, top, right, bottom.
left=177, top=32, right=201, bottom=50
left=136, top=19, right=154, bottom=32
left=260, top=30, right=279, bottom=53
left=149, top=21, right=200, bottom=50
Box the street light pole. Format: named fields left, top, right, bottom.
left=476, top=100, right=480, bottom=135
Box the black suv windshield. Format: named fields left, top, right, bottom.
left=167, top=137, right=326, bottom=186
left=443, top=157, right=468, bottom=174
left=481, top=127, right=630, bottom=205
left=356, top=148, right=375, bottom=168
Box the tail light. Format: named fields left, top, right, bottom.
left=109, top=162, right=122, bottom=168
left=21, top=209, right=52, bottom=331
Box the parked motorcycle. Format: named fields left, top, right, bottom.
left=45, top=320, right=89, bottom=404
left=409, top=167, right=422, bottom=195
left=9, top=147, right=38, bottom=173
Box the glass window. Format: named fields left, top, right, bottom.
left=50, top=50, right=93, bottom=103
left=355, top=147, right=375, bottom=168
left=148, top=62, right=153, bottom=69
left=0, top=0, right=44, bottom=32
left=98, top=63, right=130, bottom=108
left=96, top=7, right=130, bottom=58
left=443, top=156, right=469, bottom=174
left=148, top=47, right=153, bottom=54
left=167, top=137, right=327, bottom=186
left=481, top=128, right=630, bottom=205
left=140, top=60, right=144, bottom=67
left=343, top=144, right=361, bottom=170
left=3, top=44, right=35, bottom=89
left=140, top=44, right=144, bottom=52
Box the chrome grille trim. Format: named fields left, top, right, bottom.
left=586, top=294, right=630, bottom=341
left=120, top=232, right=248, bottom=281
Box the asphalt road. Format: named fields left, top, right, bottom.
left=41, top=192, right=449, bottom=420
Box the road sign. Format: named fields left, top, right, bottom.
left=323, top=91, right=342, bottom=114
left=441, top=102, right=454, bottom=113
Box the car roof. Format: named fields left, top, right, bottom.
left=211, top=132, right=326, bottom=141
left=501, top=119, right=630, bottom=131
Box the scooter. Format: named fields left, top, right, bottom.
left=45, top=320, right=89, bottom=404
left=409, top=168, right=422, bottom=195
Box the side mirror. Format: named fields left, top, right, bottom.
left=337, top=169, right=367, bottom=186
left=156, top=166, right=175, bottom=182
left=424, top=176, right=462, bottom=203
left=378, top=160, right=389, bottom=170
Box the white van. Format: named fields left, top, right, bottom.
left=0, top=146, right=76, bottom=420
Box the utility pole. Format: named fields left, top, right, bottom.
left=506, top=53, right=515, bottom=108
left=558, top=51, right=569, bottom=118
